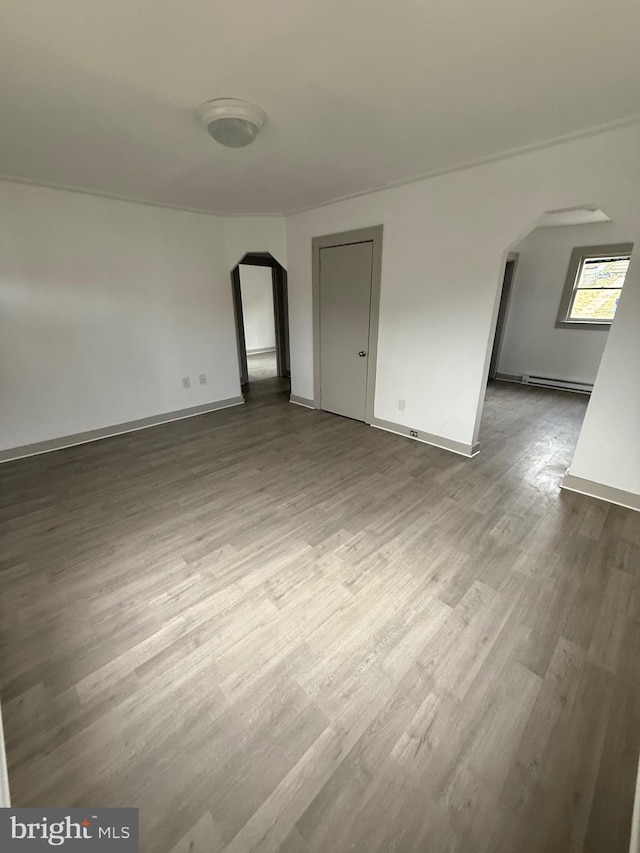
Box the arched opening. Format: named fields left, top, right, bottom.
left=477, top=205, right=634, bottom=486
left=230, top=252, right=290, bottom=401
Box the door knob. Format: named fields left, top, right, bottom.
left=358, top=351, right=367, bottom=357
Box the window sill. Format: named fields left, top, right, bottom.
left=555, top=320, right=611, bottom=331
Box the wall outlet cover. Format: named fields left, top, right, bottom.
left=398, top=399, right=406, bottom=411
left=182, top=377, right=191, bottom=388
left=199, top=374, right=207, bottom=384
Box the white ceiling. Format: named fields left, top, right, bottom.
left=1, top=0, right=639, bottom=215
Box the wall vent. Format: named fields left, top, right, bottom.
left=522, top=374, right=593, bottom=394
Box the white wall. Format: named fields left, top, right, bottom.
left=497, top=221, right=633, bottom=385
left=223, top=216, right=287, bottom=271
left=569, top=245, right=640, bottom=496
left=0, top=182, right=243, bottom=451
left=239, top=265, right=275, bottom=352
left=0, top=186, right=289, bottom=453
left=286, top=123, right=640, bottom=495
left=0, top=704, right=8, bottom=807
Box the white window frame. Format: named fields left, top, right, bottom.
left=556, top=242, right=633, bottom=330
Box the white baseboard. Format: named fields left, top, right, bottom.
left=370, top=416, right=479, bottom=457
left=0, top=396, right=245, bottom=464
left=561, top=473, right=640, bottom=512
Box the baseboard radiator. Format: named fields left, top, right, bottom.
left=522, top=374, right=593, bottom=394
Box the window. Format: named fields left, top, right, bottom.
left=557, top=243, right=633, bottom=329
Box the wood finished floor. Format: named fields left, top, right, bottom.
left=1, top=377, right=639, bottom=853
left=247, top=350, right=278, bottom=381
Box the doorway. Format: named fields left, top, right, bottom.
left=488, top=253, right=519, bottom=381
left=476, top=210, right=633, bottom=477
left=231, top=253, right=290, bottom=388
left=312, top=226, right=383, bottom=423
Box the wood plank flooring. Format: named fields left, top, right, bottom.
left=247, top=350, right=278, bottom=381
left=1, top=376, right=639, bottom=852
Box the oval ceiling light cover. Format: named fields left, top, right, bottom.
left=197, top=98, right=267, bottom=148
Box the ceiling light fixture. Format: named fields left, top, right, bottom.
left=197, top=98, right=266, bottom=148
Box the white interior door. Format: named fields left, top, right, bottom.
left=319, top=241, right=373, bottom=421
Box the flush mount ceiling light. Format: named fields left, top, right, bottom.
left=197, top=98, right=266, bottom=148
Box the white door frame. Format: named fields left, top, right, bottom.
left=312, top=225, right=384, bottom=423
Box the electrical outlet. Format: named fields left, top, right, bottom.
left=182, top=377, right=191, bottom=389
left=199, top=374, right=207, bottom=385
left=398, top=399, right=406, bottom=411
left=409, top=429, right=418, bottom=438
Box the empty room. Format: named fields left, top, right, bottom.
left=1, top=3, right=639, bottom=853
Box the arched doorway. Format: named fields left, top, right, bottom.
left=230, top=252, right=290, bottom=388
left=476, top=205, right=633, bottom=489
